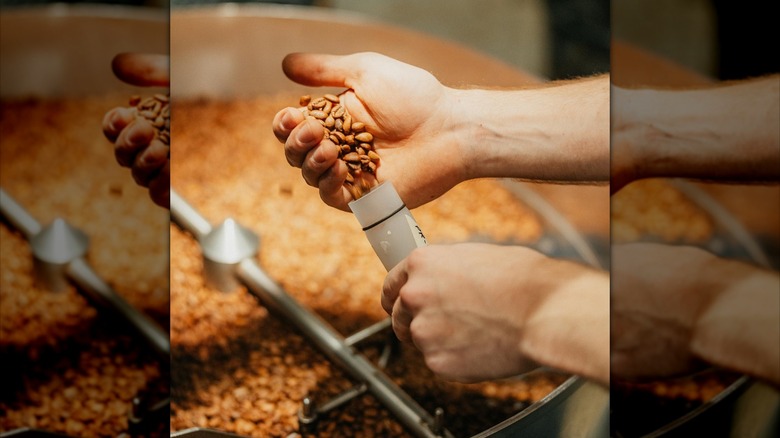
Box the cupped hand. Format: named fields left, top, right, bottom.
left=272, top=52, right=467, bottom=211
left=102, top=53, right=170, bottom=208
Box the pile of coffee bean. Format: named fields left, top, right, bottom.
left=299, top=94, right=379, bottom=199
left=0, top=96, right=170, bottom=437
left=130, top=94, right=170, bottom=146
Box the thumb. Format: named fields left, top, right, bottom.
left=283, top=52, right=393, bottom=88
left=112, top=53, right=169, bottom=87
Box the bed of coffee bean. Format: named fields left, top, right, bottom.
left=612, top=179, right=714, bottom=244
left=170, top=95, right=555, bottom=437
left=0, top=96, right=170, bottom=437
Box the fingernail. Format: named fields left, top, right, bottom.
left=296, top=122, right=319, bottom=144
left=281, top=111, right=297, bottom=130
left=312, top=146, right=326, bottom=164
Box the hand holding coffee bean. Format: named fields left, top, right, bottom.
left=298, top=93, right=380, bottom=199
left=273, top=52, right=467, bottom=211
left=102, top=53, right=170, bottom=208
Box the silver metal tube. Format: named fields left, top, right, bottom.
left=345, top=317, right=392, bottom=346
left=66, top=257, right=170, bottom=358
left=0, top=188, right=41, bottom=239
left=237, top=259, right=450, bottom=438
left=170, top=189, right=212, bottom=239
left=0, top=189, right=169, bottom=358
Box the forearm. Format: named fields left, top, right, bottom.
left=448, top=75, right=610, bottom=184
left=691, top=266, right=780, bottom=386
left=518, top=263, right=611, bottom=385
left=614, top=75, right=780, bottom=182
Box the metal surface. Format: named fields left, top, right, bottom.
left=0, top=190, right=170, bottom=359
left=672, top=179, right=773, bottom=269
left=344, top=317, right=392, bottom=346
left=30, top=218, right=89, bottom=292
left=200, top=218, right=260, bottom=292
left=0, top=188, right=41, bottom=239
left=171, top=188, right=451, bottom=438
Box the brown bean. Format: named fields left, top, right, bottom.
left=355, top=132, right=373, bottom=142
left=324, top=93, right=340, bottom=103
left=343, top=152, right=361, bottom=163
left=324, top=116, right=335, bottom=128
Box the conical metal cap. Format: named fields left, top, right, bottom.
left=30, top=218, right=89, bottom=264
left=200, top=218, right=259, bottom=264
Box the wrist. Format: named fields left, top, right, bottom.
left=445, top=87, right=490, bottom=181
left=517, top=260, right=610, bottom=384
left=690, top=268, right=780, bottom=384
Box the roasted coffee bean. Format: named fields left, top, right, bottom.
left=343, top=152, right=360, bottom=163
left=298, top=94, right=380, bottom=199
left=131, top=93, right=170, bottom=146
left=324, top=116, right=335, bottom=128
left=355, top=132, right=373, bottom=143
left=310, top=110, right=327, bottom=120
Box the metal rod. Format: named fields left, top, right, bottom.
left=66, top=258, right=170, bottom=358
left=171, top=190, right=451, bottom=437
left=171, top=189, right=212, bottom=240
left=0, top=188, right=41, bottom=239
left=317, top=383, right=367, bottom=414
left=237, top=259, right=449, bottom=438
left=344, top=318, right=392, bottom=346
left=0, top=189, right=170, bottom=358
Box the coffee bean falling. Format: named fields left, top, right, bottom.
left=299, top=94, right=379, bottom=199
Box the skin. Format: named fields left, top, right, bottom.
left=381, top=243, right=610, bottom=384
left=611, top=75, right=780, bottom=194
left=272, top=52, right=610, bottom=211
left=612, top=243, right=780, bottom=386
left=272, top=52, right=611, bottom=384
left=102, top=53, right=170, bottom=208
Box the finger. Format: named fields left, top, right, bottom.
left=102, top=107, right=136, bottom=141
left=285, top=118, right=325, bottom=168
left=131, top=139, right=169, bottom=187
left=115, top=118, right=156, bottom=167
left=272, top=107, right=305, bottom=143
left=148, top=161, right=170, bottom=209
left=391, top=298, right=414, bottom=343
left=301, top=140, right=339, bottom=187
left=382, top=259, right=409, bottom=315
left=318, top=161, right=351, bottom=211
left=112, top=53, right=169, bottom=87
left=283, top=52, right=387, bottom=88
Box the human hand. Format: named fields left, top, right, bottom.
left=611, top=243, right=717, bottom=380
left=272, top=52, right=467, bottom=211
left=102, top=53, right=170, bottom=208
left=613, top=242, right=780, bottom=385
left=381, top=243, right=609, bottom=384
